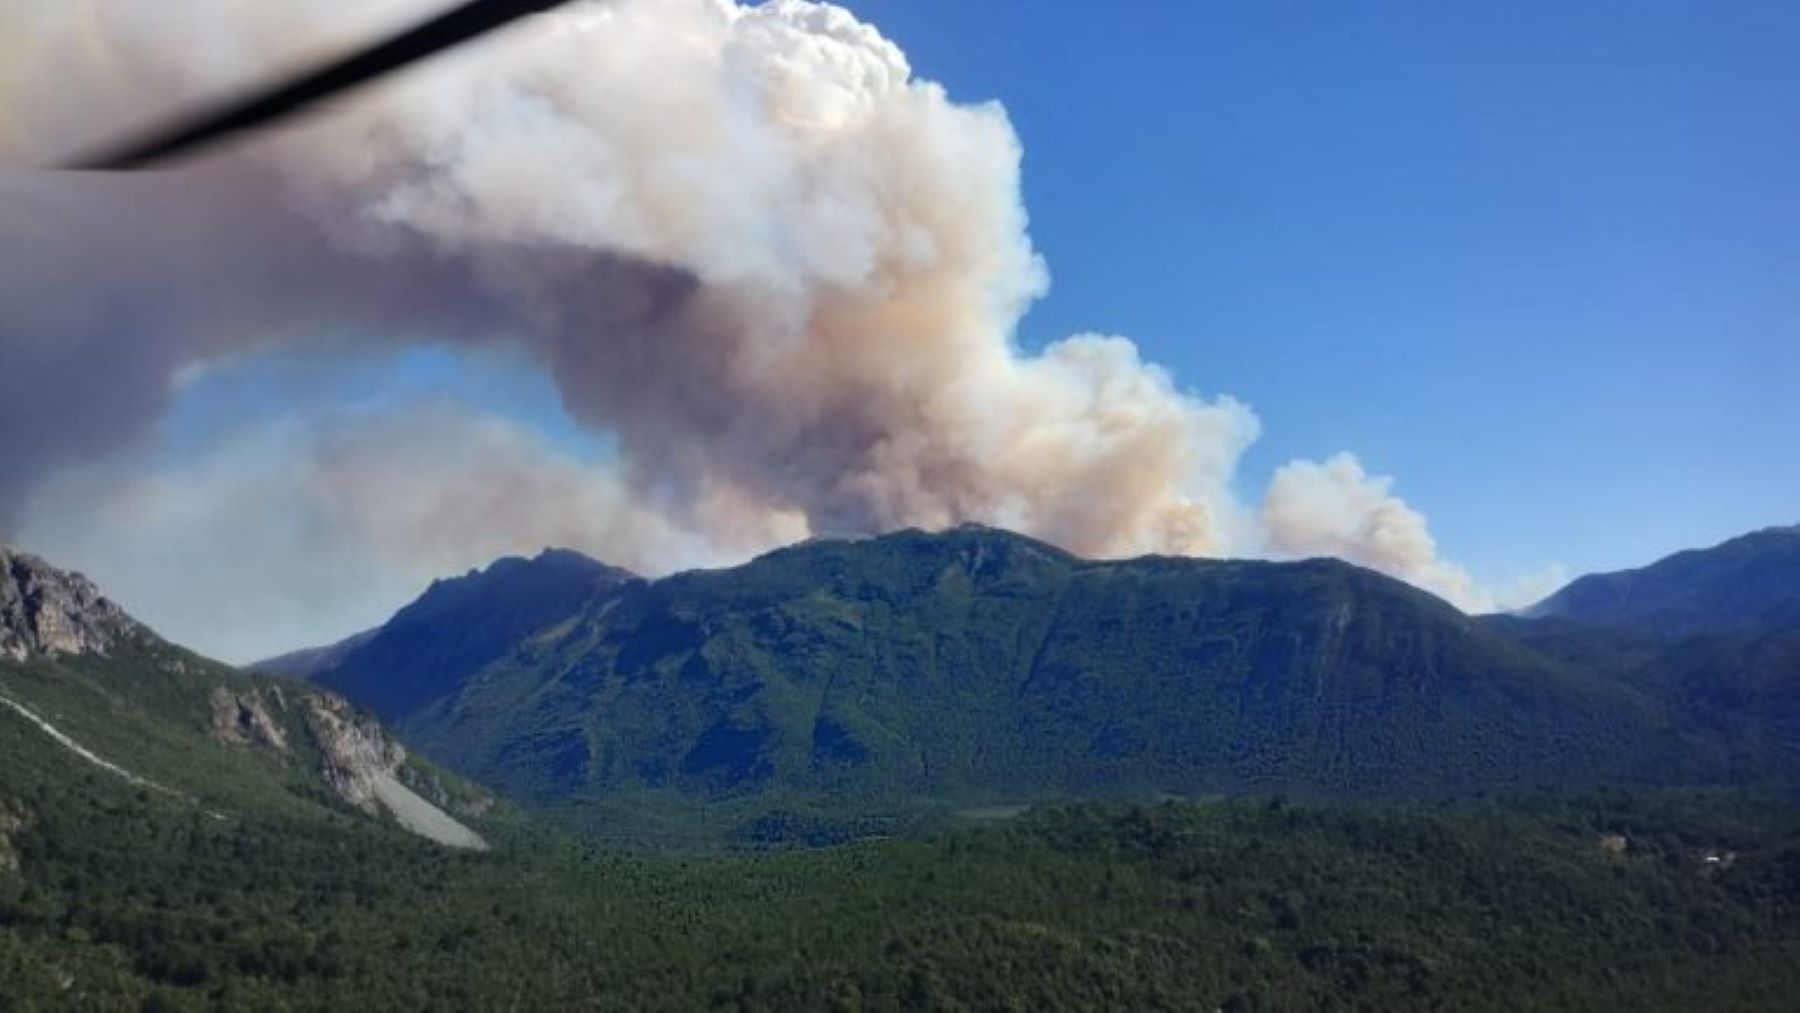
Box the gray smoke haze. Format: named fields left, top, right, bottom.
left=18, top=398, right=727, bottom=660
left=0, top=0, right=1548, bottom=655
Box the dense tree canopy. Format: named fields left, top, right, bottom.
left=3, top=728, right=1798, bottom=1013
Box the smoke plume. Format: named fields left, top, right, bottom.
left=0, top=0, right=1531, bottom=652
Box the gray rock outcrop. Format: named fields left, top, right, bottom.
left=209, top=687, right=290, bottom=751
left=298, top=692, right=489, bottom=848
left=0, top=802, right=27, bottom=873
left=1, top=547, right=140, bottom=662
left=302, top=692, right=408, bottom=815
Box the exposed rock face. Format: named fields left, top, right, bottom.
left=302, top=693, right=407, bottom=815
left=298, top=694, right=490, bottom=847
left=209, top=687, right=290, bottom=752
left=452, top=796, right=496, bottom=821
left=0, top=802, right=27, bottom=873
left=1, top=546, right=139, bottom=661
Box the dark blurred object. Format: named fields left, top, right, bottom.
left=63, top=0, right=580, bottom=170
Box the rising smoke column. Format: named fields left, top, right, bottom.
left=1261, top=453, right=1496, bottom=610
left=0, top=0, right=1515, bottom=627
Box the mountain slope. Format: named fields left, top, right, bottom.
left=306, top=527, right=1696, bottom=841
left=1487, top=611, right=1800, bottom=785
left=5, top=551, right=1800, bottom=1008
left=254, top=626, right=378, bottom=679
left=1526, top=525, right=1800, bottom=633
left=304, top=548, right=637, bottom=721
left=0, top=546, right=497, bottom=850
left=1494, top=525, right=1800, bottom=786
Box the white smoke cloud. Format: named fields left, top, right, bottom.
left=1262, top=453, right=1561, bottom=613
left=0, top=0, right=1534, bottom=652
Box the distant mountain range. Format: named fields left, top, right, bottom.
left=268, top=524, right=1800, bottom=843
left=9, top=524, right=1796, bottom=850
left=1524, top=526, right=1800, bottom=633
left=1493, top=526, right=1800, bottom=786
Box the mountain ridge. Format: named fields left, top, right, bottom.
left=288, top=525, right=1740, bottom=843
left=304, top=547, right=639, bottom=721
left=255, top=626, right=379, bottom=679
left=1525, top=525, right=1800, bottom=633
left=3, top=543, right=1799, bottom=1003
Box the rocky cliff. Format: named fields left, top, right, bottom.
left=301, top=692, right=410, bottom=816
left=208, top=686, right=291, bottom=752
left=1, top=546, right=140, bottom=662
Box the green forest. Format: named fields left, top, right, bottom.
left=4, top=530, right=1799, bottom=1009
left=3, top=754, right=1798, bottom=1010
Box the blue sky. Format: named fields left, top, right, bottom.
left=843, top=0, right=1799, bottom=578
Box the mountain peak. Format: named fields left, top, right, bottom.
left=0, top=546, right=141, bottom=662
left=1736, top=524, right=1800, bottom=544
left=308, top=546, right=640, bottom=722
left=444, top=547, right=632, bottom=584
left=755, top=523, right=1077, bottom=566
left=1526, top=524, right=1800, bottom=633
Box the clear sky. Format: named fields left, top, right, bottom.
left=849, top=0, right=1799, bottom=580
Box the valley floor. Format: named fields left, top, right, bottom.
left=2, top=770, right=1798, bottom=1011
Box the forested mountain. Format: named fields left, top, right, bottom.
left=303, top=549, right=637, bottom=720
left=1488, top=613, right=1800, bottom=788
left=254, top=627, right=378, bottom=680
left=6, top=543, right=1800, bottom=1009
left=1524, top=525, right=1800, bottom=633
left=291, top=526, right=1767, bottom=843
left=1484, top=525, right=1800, bottom=795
